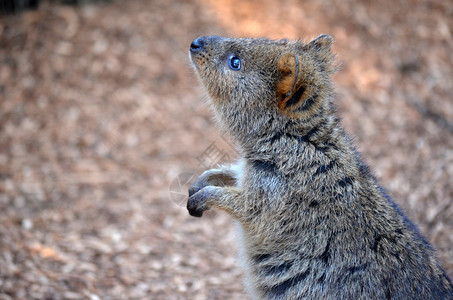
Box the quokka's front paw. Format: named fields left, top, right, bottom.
left=187, top=186, right=216, bottom=217
left=188, top=181, right=206, bottom=198
left=188, top=169, right=236, bottom=197
left=188, top=170, right=218, bottom=197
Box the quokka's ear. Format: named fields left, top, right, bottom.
left=277, top=53, right=310, bottom=111
left=304, top=34, right=334, bottom=54
left=304, top=34, right=336, bottom=74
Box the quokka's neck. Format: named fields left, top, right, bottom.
left=238, top=107, right=348, bottom=163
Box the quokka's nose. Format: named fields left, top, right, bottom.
left=190, top=36, right=223, bottom=53
left=190, top=37, right=204, bottom=52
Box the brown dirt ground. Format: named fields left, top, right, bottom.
left=0, top=0, right=452, bottom=299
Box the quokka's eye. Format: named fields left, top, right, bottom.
left=228, top=55, right=241, bottom=70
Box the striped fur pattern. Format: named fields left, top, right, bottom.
left=187, top=35, right=453, bottom=299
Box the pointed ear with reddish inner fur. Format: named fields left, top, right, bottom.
left=277, top=53, right=309, bottom=112
left=277, top=35, right=335, bottom=116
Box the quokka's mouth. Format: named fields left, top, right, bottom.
left=189, top=53, right=203, bottom=70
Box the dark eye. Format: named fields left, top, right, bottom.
left=228, top=55, right=241, bottom=70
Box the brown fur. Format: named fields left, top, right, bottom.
left=187, top=35, right=453, bottom=299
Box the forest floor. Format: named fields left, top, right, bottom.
left=1, top=0, right=453, bottom=299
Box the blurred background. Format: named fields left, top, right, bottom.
left=0, top=0, right=452, bottom=299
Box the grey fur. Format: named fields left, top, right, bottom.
left=187, top=35, right=453, bottom=299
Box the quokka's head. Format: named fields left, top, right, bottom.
left=189, top=35, right=336, bottom=134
